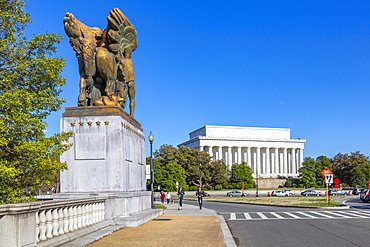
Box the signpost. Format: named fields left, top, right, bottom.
left=321, top=167, right=333, bottom=206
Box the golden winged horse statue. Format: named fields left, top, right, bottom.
left=63, top=8, right=138, bottom=116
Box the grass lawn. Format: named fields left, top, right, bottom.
left=187, top=196, right=347, bottom=207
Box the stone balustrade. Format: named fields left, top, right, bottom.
left=0, top=191, right=152, bottom=247
left=35, top=200, right=105, bottom=243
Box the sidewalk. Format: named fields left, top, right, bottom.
left=86, top=201, right=236, bottom=247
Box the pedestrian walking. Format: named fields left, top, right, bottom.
left=177, top=187, right=185, bottom=210
left=195, top=187, right=206, bottom=210
left=160, top=191, right=165, bottom=204
left=166, top=192, right=171, bottom=204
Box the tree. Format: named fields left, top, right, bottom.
left=332, top=151, right=370, bottom=187
left=176, top=146, right=212, bottom=188
left=0, top=0, right=72, bottom=204
left=230, top=162, right=255, bottom=189
left=208, top=160, right=229, bottom=188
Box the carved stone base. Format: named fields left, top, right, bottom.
left=60, top=106, right=146, bottom=193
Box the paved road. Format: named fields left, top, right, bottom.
left=185, top=198, right=370, bottom=247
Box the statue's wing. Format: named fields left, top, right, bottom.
left=106, top=8, right=138, bottom=54
left=64, top=13, right=101, bottom=54
left=63, top=12, right=84, bottom=54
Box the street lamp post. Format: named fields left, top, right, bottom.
left=148, top=132, right=155, bottom=209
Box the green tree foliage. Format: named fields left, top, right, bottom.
left=208, top=160, right=229, bottom=188
left=176, top=146, right=212, bottom=188
left=230, top=162, right=255, bottom=189
left=147, top=157, right=187, bottom=191
left=0, top=0, right=72, bottom=204
left=331, top=151, right=370, bottom=187
left=299, top=156, right=332, bottom=188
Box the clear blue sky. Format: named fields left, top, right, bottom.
left=24, top=0, right=370, bottom=158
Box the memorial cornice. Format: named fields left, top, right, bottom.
left=178, top=136, right=306, bottom=146
left=63, top=106, right=142, bottom=131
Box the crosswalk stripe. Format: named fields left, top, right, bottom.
left=348, top=210, right=370, bottom=216
left=283, top=212, right=301, bottom=218
left=307, top=211, right=335, bottom=218
left=230, top=213, right=236, bottom=220
left=270, top=212, right=284, bottom=219
left=325, top=211, right=351, bottom=218
left=257, top=212, right=268, bottom=219
left=296, top=212, right=318, bottom=218
left=244, top=213, right=252, bottom=219
left=340, top=211, right=370, bottom=218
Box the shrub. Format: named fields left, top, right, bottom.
left=214, top=184, right=223, bottom=190
left=204, top=185, right=213, bottom=190
left=189, top=186, right=198, bottom=191
left=285, top=180, right=292, bottom=187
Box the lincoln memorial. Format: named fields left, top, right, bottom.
left=178, top=125, right=306, bottom=178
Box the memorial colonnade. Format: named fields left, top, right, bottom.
left=178, top=125, right=306, bottom=178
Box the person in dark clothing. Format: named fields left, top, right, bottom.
left=177, top=187, right=185, bottom=210
left=160, top=191, right=165, bottom=204
left=195, top=187, right=206, bottom=210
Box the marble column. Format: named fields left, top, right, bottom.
left=228, top=147, right=232, bottom=167
left=274, top=148, right=278, bottom=175
left=292, top=148, right=296, bottom=175
left=266, top=148, right=270, bottom=174
left=209, top=146, right=213, bottom=160
left=256, top=147, right=261, bottom=175
left=247, top=147, right=251, bottom=167
left=299, top=149, right=304, bottom=170
left=237, top=147, right=241, bottom=164
left=218, top=146, right=223, bottom=161
left=199, top=146, right=203, bottom=152
left=283, top=148, right=288, bottom=175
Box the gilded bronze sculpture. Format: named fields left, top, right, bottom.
left=64, top=8, right=137, bottom=116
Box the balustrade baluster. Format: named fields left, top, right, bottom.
left=92, top=203, right=97, bottom=224
left=45, top=210, right=53, bottom=239
left=68, top=207, right=74, bottom=232
left=81, top=204, right=87, bottom=227
left=39, top=211, right=47, bottom=241
left=77, top=205, right=82, bottom=229
left=97, top=203, right=101, bottom=223
left=58, top=208, right=64, bottom=235
left=63, top=207, right=70, bottom=233
left=87, top=204, right=92, bottom=226
left=100, top=202, right=105, bottom=222
left=52, top=209, right=59, bottom=237
left=73, top=206, right=78, bottom=230
left=36, top=212, right=40, bottom=242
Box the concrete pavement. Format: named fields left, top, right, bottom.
left=86, top=201, right=236, bottom=247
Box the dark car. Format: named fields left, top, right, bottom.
left=353, top=188, right=364, bottom=195
left=301, top=190, right=320, bottom=196
left=360, top=189, right=369, bottom=202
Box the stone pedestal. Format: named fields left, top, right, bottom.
left=60, top=106, right=146, bottom=193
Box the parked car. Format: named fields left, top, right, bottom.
left=283, top=190, right=295, bottom=196
left=360, top=189, right=369, bottom=202
left=271, top=190, right=289, bottom=196
left=301, top=190, right=320, bottom=196
left=329, top=189, right=348, bottom=196
left=352, top=188, right=364, bottom=195
left=227, top=191, right=246, bottom=197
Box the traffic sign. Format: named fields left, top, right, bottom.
left=325, top=174, right=333, bottom=184
left=321, top=167, right=333, bottom=176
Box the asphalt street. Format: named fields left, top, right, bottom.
left=185, top=197, right=370, bottom=247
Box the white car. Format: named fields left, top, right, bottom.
left=282, top=190, right=294, bottom=196
left=271, top=190, right=289, bottom=196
